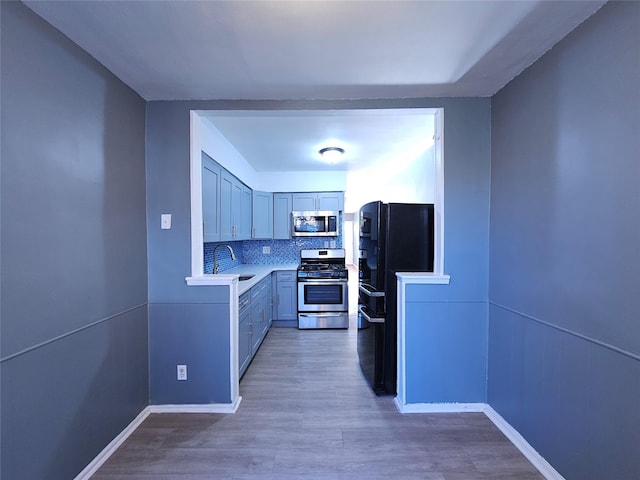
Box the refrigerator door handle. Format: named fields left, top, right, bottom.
left=358, top=305, right=385, bottom=324
left=359, top=283, right=385, bottom=297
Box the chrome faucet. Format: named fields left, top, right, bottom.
left=213, top=244, right=236, bottom=274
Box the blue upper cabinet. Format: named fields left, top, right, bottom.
left=292, top=192, right=344, bottom=211
left=202, top=152, right=221, bottom=242
left=238, top=183, right=252, bottom=240
left=273, top=193, right=292, bottom=239
left=252, top=190, right=273, bottom=239
left=220, top=169, right=252, bottom=241
left=318, top=192, right=344, bottom=211
left=220, top=170, right=235, bottom=241
left=292, top=192, right=317, bottom=211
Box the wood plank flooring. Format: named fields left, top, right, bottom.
left=92, top=320, right=543, bottom=479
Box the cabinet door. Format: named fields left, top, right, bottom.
left=273, top=193, right=292, bottom=239
left=230, top=177, right=243, bottom=239
left=252, top=191, right=273, bottom=239
left=318, top=192, right=344, bottom=211
left=292, top=193, right=318, bottom=211
left=275, top=271, right=297, bottom=321
left=220, top=170, right=235, bottom=241
left=237, top=183, right=252, bottom=240
left=239, top=306, right=252, bottom=377
left=201, top=153, right=221, bottom=242
left=251, top=299, right=263, bottom=354
left=264, top=277, right=273, bottom=331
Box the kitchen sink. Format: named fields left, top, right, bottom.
left=238, top=275, right=255, bottom=281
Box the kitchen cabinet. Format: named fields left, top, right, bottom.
left=201, top=152, right=221, bottom=242
left=252, top=191, right=273, bottom=239
left=239, top=184, right=252, bottom=240
left=238, top=292, right=252, bottom=377
left=273, top=193, right=292, bottom=239
left=221, top=170, right=252, bottom=241
left=292, top=191, right=344, bottom=211
left=273, top=270, right=297, bottom=327
left=251, top=275, right=272, bottom=351
left=239, top=275, right=273, bottom=378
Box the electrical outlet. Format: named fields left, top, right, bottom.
left=177, top=364, right=187, bottom=381
left=262, top=246, right=271, bottom=254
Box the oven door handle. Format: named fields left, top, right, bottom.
left=358, top=305, right=385, bottom=324
left=300, top=279, right=348, bottom=285
left=359, top=283, right=385, bottom=297
left=299, top=312, right=348, bottom=318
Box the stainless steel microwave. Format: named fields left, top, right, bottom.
left=291, top=211, right=340, bottom=237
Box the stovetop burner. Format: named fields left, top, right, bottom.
left=298, top=264, right=345, bottom=271
left=298, top=248, right=348, bottom=279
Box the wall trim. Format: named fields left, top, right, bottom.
left=150, top=397, right=242, bottom=414
left=396, top=401, right=564, bottom=480
left=484, top=405, right=564, bottom=480
left=73, top=398, right=242, bottom=479
left=394, top=399, right=485, bottom=413
left=1, top=303, right=147, bottom=363
left=73, top=406, right=152, bottom=480
left=490, top=301, right=640, bottom=362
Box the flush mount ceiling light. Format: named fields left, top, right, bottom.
left=319, top=147, right=345, bottom=164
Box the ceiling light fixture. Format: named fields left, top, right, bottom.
left=319, top=146, right=345, bottom=163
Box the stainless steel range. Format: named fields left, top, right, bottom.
left=297, top=249, right=349, bottom=329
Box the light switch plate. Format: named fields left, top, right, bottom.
left=262, top=246, right=271, bottom=254
left=161, top=214, right=172, bottom=229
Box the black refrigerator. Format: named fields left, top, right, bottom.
left=357, top=201, right=434, bottom=395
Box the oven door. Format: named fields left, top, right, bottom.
left=297, top=279, right=348, bottom=312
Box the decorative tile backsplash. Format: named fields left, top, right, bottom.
left=204, top=236, right=343, bottom=273
left=203, top=241, right=244, bottom=274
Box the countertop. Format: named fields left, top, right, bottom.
left=185, top=264, right=298, bottom=294
left=227, top=264, right=298, bottom=294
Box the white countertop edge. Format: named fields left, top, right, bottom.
left=396, top=272, right=451, bottom=285
left=185, top=275, right=238, bottom=286
left=185, top=263, right=299, bottom=289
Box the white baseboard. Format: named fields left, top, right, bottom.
left=395, top=401, right=564, bottom=480
left=73, top=398, right=242, bottom=480
left=150, top=396, right=242, bottom=414
left=483, top=405, right=565, bottom=480
left=394, top=399, right=486, bottom=413
left=73, top=406, right=151, bottom=480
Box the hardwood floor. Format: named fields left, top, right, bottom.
left=92, top=320, right=543, bottom=479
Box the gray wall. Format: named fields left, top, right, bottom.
left=402, top=99, right=491, bottom=402
left=1, top=3, right=148, bottom=479
left=488, top=2, right=640, bottom=478
left=146, top=98, right=490, bottom=404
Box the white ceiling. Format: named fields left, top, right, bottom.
left=24, top=0, right=605, bottom=172
left=202, top=109, right=436, bottom=172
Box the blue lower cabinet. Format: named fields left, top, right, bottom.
left=239, top=276, right=272, bottom=378
left=238, top=292, right=252, bottom=377
left=273, top=270, right=297, bottom=326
